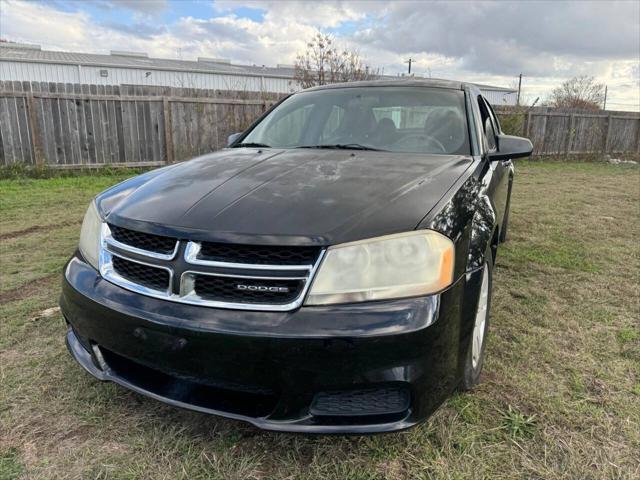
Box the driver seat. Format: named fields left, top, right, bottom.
left=373, top=118, right=398, bottom=148
left=423, top=109, right=465, bottom=153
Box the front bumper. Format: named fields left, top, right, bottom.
left=60, top=253, right=480, bottom=433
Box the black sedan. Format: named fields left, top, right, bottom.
left=60, top=79, right=532, bottom=433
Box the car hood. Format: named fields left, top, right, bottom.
left=100, top=148, right=473, bottom=246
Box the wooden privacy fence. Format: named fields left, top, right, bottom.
left=0, top=81, right=639, bottom=168
left=0, top=81, right=279, bottom=167
left=495, top=106, right=640, bottom=156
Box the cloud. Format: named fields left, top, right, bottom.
left=1, top=0, right=638, bottom=109
left=353, top=1, right=640, bottom=76
left=0, top=0, right=179, bottom=56
left=170, top=14, right=318, bottom=66
left=102, top=21, right=168, bottom=39
left=214, top=0, right=386, bottom=28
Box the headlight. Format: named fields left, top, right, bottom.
left=78, top=201, right=102, bottom=270
left=305, top=230, right=454, bottom=305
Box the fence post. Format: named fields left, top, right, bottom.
left=25, top=94, right=44, bottom=166
left=163, top=97, right=174, bottom=164
left=566, top=114, right=576, bottom=155
left=603, top=114, right=612, bottom=154
left=525, top=111, right=531, bottom=137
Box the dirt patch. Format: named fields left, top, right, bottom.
left=0, top=220, right=82, bottom=241
left=0, top=274, right=58, bottom=304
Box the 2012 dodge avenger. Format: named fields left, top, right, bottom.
left=60, top=79, right=533, bottom=433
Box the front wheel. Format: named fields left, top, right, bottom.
left=460, top=251, right=493, bottom=390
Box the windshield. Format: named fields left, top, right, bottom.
left=238, top=86, right=470, bottom=155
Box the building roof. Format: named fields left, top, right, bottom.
left=0, top=43, right=517, bottom=92
left=0, top=43, right=296, bottom=79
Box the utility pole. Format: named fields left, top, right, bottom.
left=516, top=73, right=522, bottom=106
left=405, top=58, right=413, bottom=74
left=603, top=85, right=608, bottom=110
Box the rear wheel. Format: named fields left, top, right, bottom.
left=460, top=251, right=493, bottom=390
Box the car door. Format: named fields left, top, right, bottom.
left=477, top=96, right=510, bottom=231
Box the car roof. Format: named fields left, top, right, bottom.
left=303, top=78, right=478, bottom=93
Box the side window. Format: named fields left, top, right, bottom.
left=477, top=96, right=497, bottom=152
left=486, top=100, right=502, bottom=135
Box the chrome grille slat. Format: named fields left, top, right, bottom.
left=105, top=225, right=179, bottom=261
left=112, top=256, right=171, bottom=292
left=198, top=241, right=320, bottom=266
left=99, top=224, right=325, bottom=311
left=184, top=242, right=313, bottom=271
left=108, top=224, right=178, bottom=258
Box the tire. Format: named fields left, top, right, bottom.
left=500, top=180, right=512, bottom=243
left=460, top=249, right=493, bottom=391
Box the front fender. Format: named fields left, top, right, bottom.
left=421, top=166, right=497, bottom=274
left=468, top=191, right=497, bottom=270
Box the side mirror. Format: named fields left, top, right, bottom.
left=489, top=134, right=533, bottom=161
left=227, top=132, right=242, bottom=147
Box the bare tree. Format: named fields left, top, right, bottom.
left=294, top=33, right=378, bottom=88
left=548, top=75, right=605, bottom=110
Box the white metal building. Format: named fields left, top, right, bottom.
left=0, top=43, right=298, bottom=94
left=473, top=83, right=519, bottom=106
left=0, top=43, right=517, bottom=103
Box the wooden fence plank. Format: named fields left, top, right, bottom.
left=111, top=85, right=125, bottom=163
left=10, top=81, right=28, bottom=163
left=162, top=97, right=174, bottom=163
left=35, top=83, right=56, bottom=164
left=90, top=84, right=105, bottom=164
left=26, top=94, right=44, bottom=165
left=604, top=115, right=612, bottom=153
left=49, top=83, right=67, bottom=164
left=66, top=83, right=81, bottom=165
left=0, top=96, right=15, bottom=164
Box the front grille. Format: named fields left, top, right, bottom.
left=310, top=386, right=410, bottom=417
left=112, top=256, right=170, bottom=292
left=101, top=226, right=324, bottom=310
left=199, top=242, right=321, bottom=265
left=194, top=275, right=303, bottom=304
left=109, top=224, right=176, bottom=255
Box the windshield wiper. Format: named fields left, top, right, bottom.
left=297, top=144, right=385, bottom=151
left=233, top=142, right=271, bottom=148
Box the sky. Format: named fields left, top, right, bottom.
left=0, top=0, right=638, bottom=110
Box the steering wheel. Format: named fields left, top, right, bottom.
left=390, top=134, right=447, bottom=154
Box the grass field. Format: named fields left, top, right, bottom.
left=1, top=161, right=639, bottom=479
